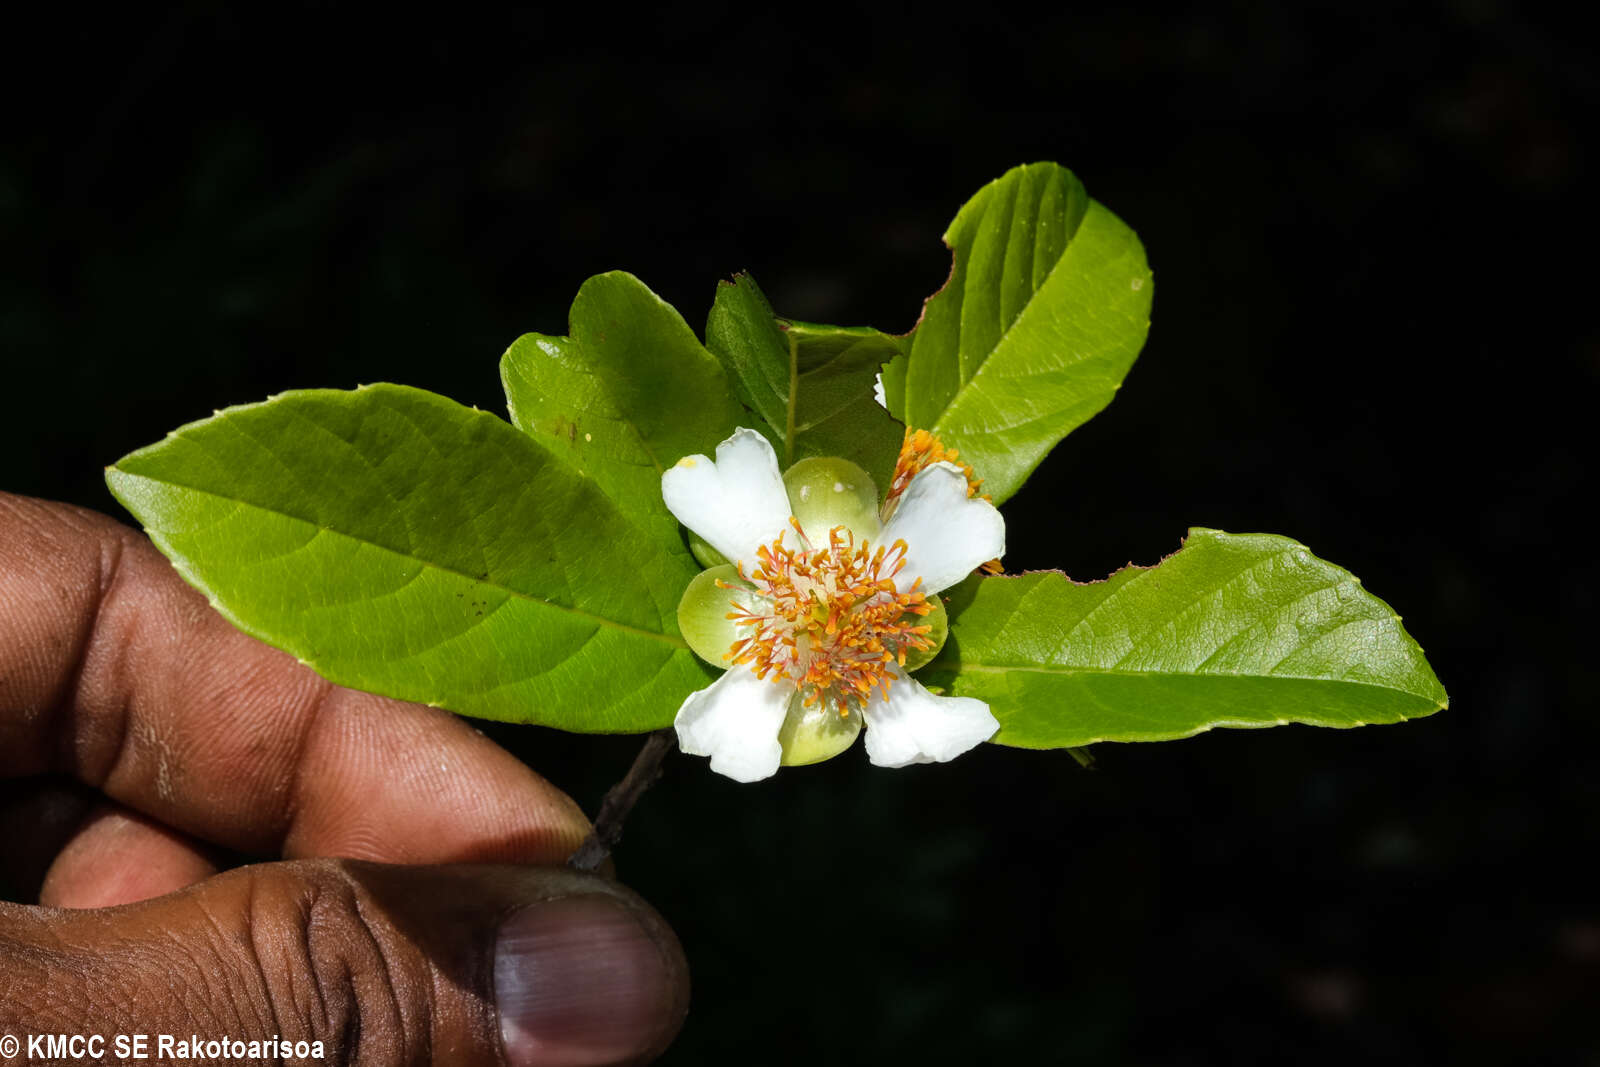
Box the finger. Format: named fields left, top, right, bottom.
left=0, top=860, right=689, bottom=1067
left=0, top=781, right=220, bottom=908
left=279, top=687, right=588, bottom=865
left=39, top=802, right=220, bottom=908
left=0, top=492, right=590, bottom=864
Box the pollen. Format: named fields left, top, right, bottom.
left=886, top=428, right=985, bottom=509
left=723, top=519, right=934, bottom=713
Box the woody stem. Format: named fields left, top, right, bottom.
left=567, top=729, right=678, bottom=872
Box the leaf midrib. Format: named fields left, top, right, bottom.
left=114, top=468, right=690, bottom=649
left=936, top=660, right=1443, bottom=705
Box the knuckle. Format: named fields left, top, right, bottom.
left=238, top=861, right=435, bottom=1065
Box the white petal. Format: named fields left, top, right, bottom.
left=872, top=372, right=887, bottom=410
left=881, top=462, right=1005, bottom=594
left=862, top=669, right=998, bottom=768
left=661, top=428, right=793, bottom=568
left=674, top=666, right=793, bottom=783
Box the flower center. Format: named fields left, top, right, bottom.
left=724, top=519, right=934, bottom=714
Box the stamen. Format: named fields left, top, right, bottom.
left=883, top=428, right=1003, bottom=578
left=884, top=428, right=986, bottom=513
left=728, top=525, right=935, bottom=713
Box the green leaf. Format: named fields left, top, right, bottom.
left=780, top=319, right=906, bottom=487
left=923, top=529, right=1448, bottom=747
left=879, top=350, right=909, bottom=423
left=702, top=275, right=790, bottom=449
left=501, top=270, right=744, bottom=547
left=705, top=273, right=905, bottom=486
left=902, top=162, right=1152, bottom=505
left=106, top=384, right=712, bottom=732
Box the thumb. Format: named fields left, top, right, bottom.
left=0, top=859, right=689, bottom=1066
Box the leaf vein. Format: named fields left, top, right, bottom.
left=125, top=474, right=688, bottom=649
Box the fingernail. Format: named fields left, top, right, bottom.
left=495, top=894, right=679, bottom=1067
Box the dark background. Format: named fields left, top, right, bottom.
left=3, top=4, right=1593, bottom=1063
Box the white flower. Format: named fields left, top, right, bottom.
left=662, top=428, right=1004, bottom=782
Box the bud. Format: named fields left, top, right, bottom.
left=900, top=594, right=948, bottom=672
left=676, top=564, right=750, bottom=666
left=781, top=456, right=882, bottom=545
left=777, top=697, right=862, bottom=766
left=687, top=530, right=729, bottom=569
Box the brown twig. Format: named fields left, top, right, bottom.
left=568, top=729, right=678, bottom=872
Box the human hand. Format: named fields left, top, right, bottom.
left=0, top=492, right=688, bottom=1065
